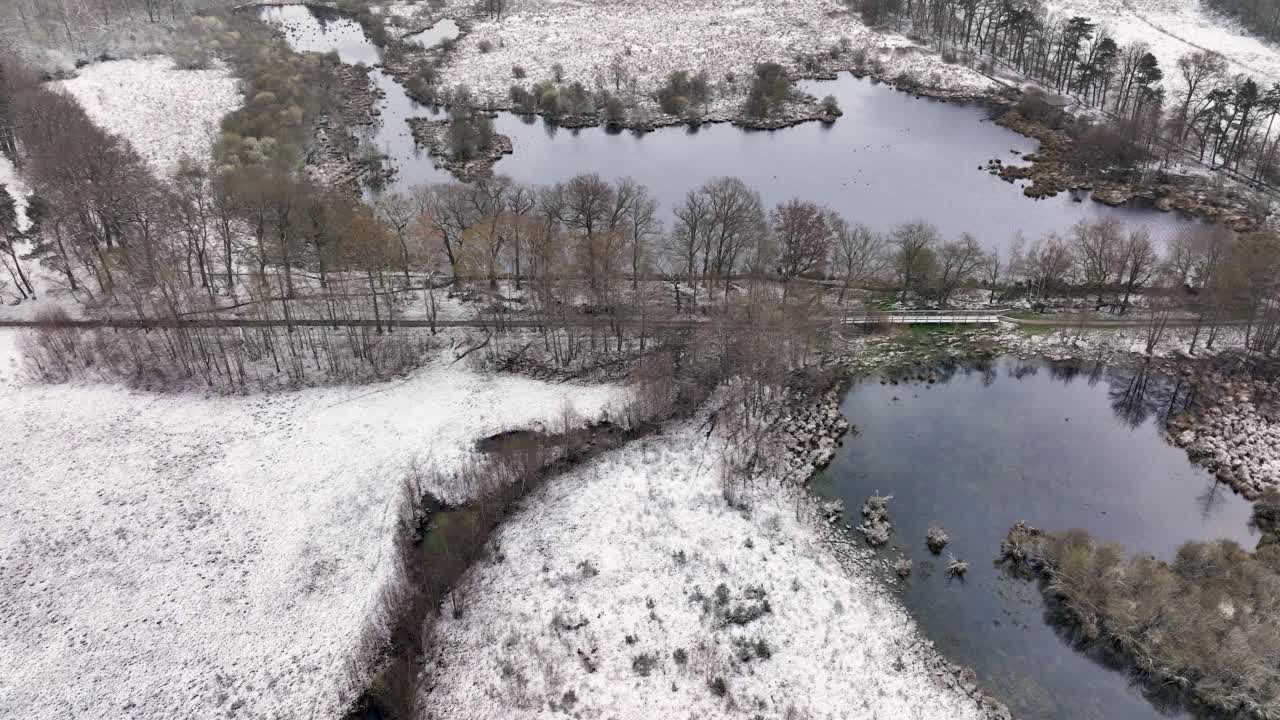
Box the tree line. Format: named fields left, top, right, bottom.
left=852, top=0, right=1280, bottom=185
left=7, top=38, right=1280, bottom=387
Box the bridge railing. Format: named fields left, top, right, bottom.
left=841, top=308, right=1012, bottom=325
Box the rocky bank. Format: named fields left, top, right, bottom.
left=1168, top=367, right=1280, bottom=499
left=990, top=110, right=1264, bottom=232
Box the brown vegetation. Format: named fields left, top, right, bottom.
left=1001, top=523, right=1280, bottom=718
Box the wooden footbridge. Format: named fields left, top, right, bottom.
left=840, top=309, right=1010, bottom=326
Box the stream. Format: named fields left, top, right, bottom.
left=259, top=4, right=1202, bottom=249
left=815, top=358, right=1257, bottom=720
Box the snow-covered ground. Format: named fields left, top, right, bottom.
left=0, top=156, right=92, bottom=320
left=0, top=329, right=625, bottom=720
left=431, top=0, right=996, bottom=111
left=423, top=411, right=989, bottom=719
left=1043, top=0, right=1280, bottom=91
left=0, top=153, right=31, bottom=232
left=57, top=56, right=242, bottom=175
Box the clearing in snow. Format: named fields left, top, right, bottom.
left=56, top=55, right=242, bottom=176
left=0, top=330, right=625, bottom=720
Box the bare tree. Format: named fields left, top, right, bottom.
left=1118, top=226, right=1159, bottom=313
left=1071, top=217, right=1124, bottom=306
left=669, top=188, right=710, bottom=309
left=1025, top=233, right=1074, bottom=301
left=890, top=221, right=939, bottom=301
left=830, top=217, right=885, bottom=305
left=771, top=199, right=831, bottom=301
left=984, top=247, right=1002, bottom=304
left=933, top=232, right=985, bottom=306
left=1174, top=50, right=1228, bottom=144
left=375, top=191, right=416, bottom=284
left=625, top=184, right=659, bottom=294
left=505, top=184, right=536, bottom=290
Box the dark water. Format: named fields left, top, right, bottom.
left=259, top=5, right=1201, bottom=249
left=257, top=5, right=433, bottom=191
left=814, top=358, right=1257, bottom=720
left=405, top=19, right=460, bottom=48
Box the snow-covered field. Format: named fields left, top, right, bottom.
left=57, top=56, right=242, bottom=175
left=432, top=0, right=996, bottom=110
left=1043, top=0, right=1280, bottom=90
left=423, top=412, right=989, bottom=719
left=0, top=329, right=625, bottom=720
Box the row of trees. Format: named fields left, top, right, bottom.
left=7, top=42, right=1280, bottom=383
left=855, top=0, right=1280, bottom=184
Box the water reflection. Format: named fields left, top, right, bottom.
left=259, top=4, right=1206, bottom=251
left=816, top=357, right=1255, bottom=720
left=404, top=19, right=459, bottom=49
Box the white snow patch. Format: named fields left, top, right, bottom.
left=1042, top=0, right=1280, bottom=90
left=425, top=416, right=985, bottom=719
left=0, top=335, right=625, bottom=720
left=57, top=56, right=242, bottom=175
left=434, top=0, right=996, bottom=109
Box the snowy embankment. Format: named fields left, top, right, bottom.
left=1042, top=0, right=1280, bottom=90
left=0, top=155, right=77, bottom=320
left=0, top=153, right=31, bottom=232
left=56, top=56, right=242, bottom=176
left=0, top=329, right=625, bottom=720
left=433, top=0, right=996, bottom=111
left=423, top=411, right=994, bottom=719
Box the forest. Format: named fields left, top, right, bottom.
left=852, top=0, right=1280, bottom=186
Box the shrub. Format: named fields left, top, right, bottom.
left=509, top=85, right=536, bottom=113
left=447, top=100, right=494, bottom=160
left=563, top=81, right=593, bottom=115
left=1000, top=524, right=1280, bottom=716
left=744, top=62, right=790, bottom=118
left=672, top=647, right=688, bottom=665
left=708, top=676, right=728, bottom=697
left=535, top=82, right=563, bottom=120
left=631, top=653, right=658, bottom=676
left=477, top=39, right=493, bottom=53
left=552, top=62, right=565, bottom=82
left=604, top=95, right=625, bottom=125
left=660, top=93, right=688, bottom=116
left=821, top=94, right=840, bottom=116
left=512, top=64, right=526, bottom=79
left=733, top=636, right=772, bottom=661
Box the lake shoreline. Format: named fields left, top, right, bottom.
left=812, top=334, right=1265, bottom=720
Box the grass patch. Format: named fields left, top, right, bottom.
left=1017, top=324, right=1058, bottom=337
left=420, top=509, right=482, bottom=556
